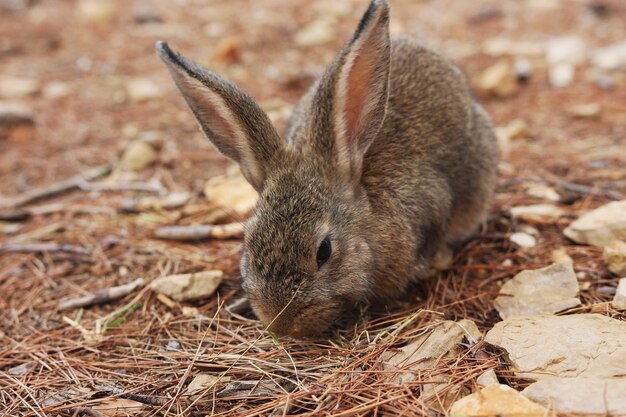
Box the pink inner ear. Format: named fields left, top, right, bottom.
left=344, top=45, right=379, bottom=148
left=190, top=88, right=238, bottom=140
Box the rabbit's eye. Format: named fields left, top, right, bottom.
left=316, top=237, right=332, bottom=268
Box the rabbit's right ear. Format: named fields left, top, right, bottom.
left=156, top=42, right=283, bottom=191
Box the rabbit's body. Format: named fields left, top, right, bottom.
left=284, top=37, right=497, bottom=302
left=158, top=0, right=498, bottom=337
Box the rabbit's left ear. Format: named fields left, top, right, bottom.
left=156, top=41, right=283, bottom=191
left=314, top=0, right=391, bottom=181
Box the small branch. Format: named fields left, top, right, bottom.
left=0, top=165, right=111, bottom=208
left=58, top=278, right=145, bottom=311
left=77, top=180, right=166, bottom=195
left=96, top=385, right=166, bottom=406
left=155, top=222, right=244, bottom=241
left=0, top=242, right=90, bottom=255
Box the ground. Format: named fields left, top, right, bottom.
left=1, top=0, right=625, bottom=416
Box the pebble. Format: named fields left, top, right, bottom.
left=0, top=76, right=40, bottom=98
left=593, top=40, right=626, bottom=71
left=295, top=19, right=335, bottom=46
left=549, top=63, right=574, bottom=88
left=77, top=0, right=115, bottom=24
left=510, top=204, right=563, bottom=222
left=42, top=81, right=71, bottom=100
left=612, top=278, right=626, bottom=310
left=125, top=78, right=164, bottom=102
left=478, top=61, right=518, bottom=98
left=483, top=38, right=544, bottom=57
left=546, top=36, right=586, bottom=66
left=567, top=103, right=601, bottom=118
left=509, top=232, right=536, bottom=248
left=120, top=140, right=157, bottom=172
left=132, top=3, right=161, bottom=24
left=604, top=240, right=626, bottom=276
left=0, top=100, right=35, bottom=141
left=525, top=183, right=560, bottom=202
left=513, top=58, right=532, bottom=83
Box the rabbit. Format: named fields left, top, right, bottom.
left=156, top=0, right=498, bottom=338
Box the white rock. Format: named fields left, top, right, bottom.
left=612, top=278, right=626, bottom=310
left=564, top=200, right=626, bottom=246
left=593, top=40, right=626, bottom=71
left=450, top=384, right=547, bottom=417
left=150, top=270, right=223, bottom=302
left=494, top=263, right=580, bottom=319
left=510, top=204, right=563, bottom=222
left=476, top=369, right=499, bottom=387
left=524, top=183, right=560, bottom=202
left=478, top=61, right=518, bottom=98
left=509, top=232, right=536, bottom=248
left=483, top=38, right=544, bottom=57
left=546, top=36, right=586, bottom=66
left=549, top=63, right=574, bottom=87
left=485, top=314, right=626, bottom=380
left=204, top=171, right=258, bottom=216
left=42, top=81, right=71, bottom=99
left=567, top=103, right=601, bottom=118
left=0, top=100, right=34, bottom=125
left=0, top=77, right=40, bottom=98
left=604, top=240, right=626, bottom=276
left=77, top=0, right=115, bottom=24
left=120, top=140, right=157, bottom=172
left=125, top=78, right=164, bottom=102
left=295, top=19, right=335, bottom=46
left=551, top=247, right=573, bottom=264
left=523, top=377, right=626, bottom=416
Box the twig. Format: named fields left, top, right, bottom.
left=77, top=180, right=166, bottom=195
left=155, top=222, right=244, bottom=241
left=58, top=278, right=145, bottom=311
left=0, top=242, right=90, bottom=255
left=0, top=165, right=111, bottom=208
left=96, top=385, right=166, bottom=406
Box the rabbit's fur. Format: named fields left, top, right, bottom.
left=157, top=0, right=498, bottom=337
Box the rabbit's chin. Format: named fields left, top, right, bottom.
left=249, top=297, right=347, bottom=339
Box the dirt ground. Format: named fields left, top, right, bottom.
left=1, top=0, right=625, bottom=416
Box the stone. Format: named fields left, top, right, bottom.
left=42, top=81, right=71, bottom=99
left=523, top=377, right=626, bottom=416
left=0, top=100, right=35, bottom=141
left=132, top=3, right=161, bottom=24
left=494, top=263, right=580, bottom=319
left=564, top=200, right=626, bottom=246
left=510, top=204, right=563, bottom=222
left=204, top=171, right=258, bottom=216
left=0, top=76, right=40, bottom=98
left=549, top=63, right=574, bottom=87
left=546, top=36, right=586, bottom=66
left=150, top=270, right=223, bottom=302
left=295, top=19, right=335, bottom=46
left=495, top=119, right=527, bottom=157
left=513, top=58, right=532, bottom=83
left=120, top=140, right=157, bottom=172
left=482, top=38, right=544, bottom=57
left=77, top=0, right=115, bottom=24
left=567, top=103, right=601, bottom=118
left=478, top=62, right=517, bottom=98
left=450, top=384, right=547, bottom=417
left=551, top=247, right=573, bottom=264
left=604, top=240, right=626, bottom=275
left=593, top=40, right=626, bottom=71
left=612, top=278, right=626, bottom=310
left=476, top=369, right=499, bottom=388
left=524, top=184, right=560, bottom=202
left=382, top=319, right=480, bottom=384
left=509, top=232, right=536, bottom=248
left=125, top=78, right=164, bottom=102
left=485, top=314, right=626, bottom=380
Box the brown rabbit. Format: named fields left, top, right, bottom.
left=157, top=0, right=498, bottom=337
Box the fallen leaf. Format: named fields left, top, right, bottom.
left=93, top=398, right=145, bottom=416
left=150, top=270, right=223, bottom=301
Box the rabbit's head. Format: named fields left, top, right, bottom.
left=157, top=0, right=391, bottom=337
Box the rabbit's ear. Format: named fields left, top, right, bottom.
left=156, top=41, right=283, bottom=191
left=314, top=0, right=391, bottom=181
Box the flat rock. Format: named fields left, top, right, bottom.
left=204, top=171, right=258, bottom=216
left=524, top=183, right=560, bottom=202
left=604, top=240, right=626, bottom=276
left=612, top=278, right=626, bottom=310
left=450, top=384, right=547, bottom=417
left=120, top=140, right=157, bottom=172
left=382, top=319, right=480, bottom=384
left=509, top=232, right=536, bottom=248
left=485, top=314, right=626, bottom=380
left=476, top=369, right=499, bottom=388
left=523, top=377, right=626, bottom=416
left=0, top=76, right=40, bottom=98
left=510, top=204, right=563, bottom=222
left=478, top=61, right=517, bottom=98
left=593, top=40, right=626, bottom=71
left=564, top=200, right=626, bottom=246
left=151, top=270, right=223, bottom=302
left=494, top=263, right=580, bottom=319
